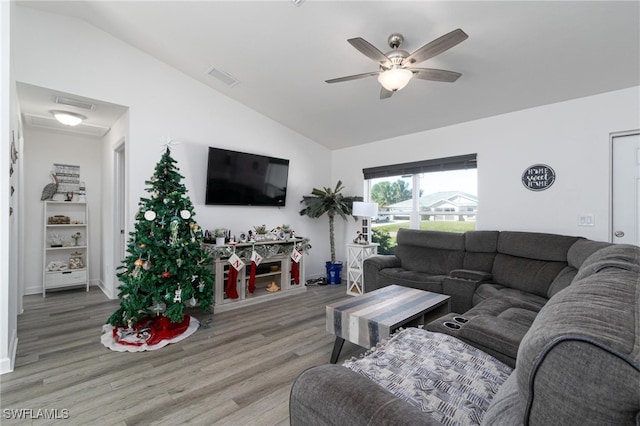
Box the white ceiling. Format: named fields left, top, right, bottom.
left=17, top=1, right=640, bottom=150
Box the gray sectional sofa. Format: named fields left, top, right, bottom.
left=363, top=229, right=611, bottom=366
left=289, top=230, right=640, bottom=425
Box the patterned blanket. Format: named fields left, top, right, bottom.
left=343, top=327, right=513, bottom=425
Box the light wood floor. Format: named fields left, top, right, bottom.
left=0, top=284, right=364, bottom=425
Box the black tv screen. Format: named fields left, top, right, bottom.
left=205, top=147, right=289, bottom=206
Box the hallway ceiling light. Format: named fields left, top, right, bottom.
left=50, top=110, right=86, bottom=126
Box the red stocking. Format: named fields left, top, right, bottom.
left=291, top=261, right=299, bottom=284
left=225, top=266, right=239, bottom=299
left=248, top=261, right=257, bottom=293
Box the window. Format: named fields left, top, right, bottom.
left=364, top=154, right=477, bottom=251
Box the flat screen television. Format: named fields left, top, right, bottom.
left=205, top=147, right=290, bottom=206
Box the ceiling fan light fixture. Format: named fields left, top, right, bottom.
left=50, top=110, right=86, bottom=126
left=377, top=68, right=413, bottom=91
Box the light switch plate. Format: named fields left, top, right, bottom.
left=578, top=214, right=595, bottom=227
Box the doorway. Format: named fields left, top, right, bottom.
left=611, top=131, right=640, bottom=246
left=114, top=140, right=126, bottom=289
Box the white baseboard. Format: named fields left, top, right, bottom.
left=0, top=329, right=17, bottom=375
left=96, top=279, right=117, bottom=299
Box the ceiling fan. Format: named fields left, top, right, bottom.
left=326, top=29, right=468, bottom=99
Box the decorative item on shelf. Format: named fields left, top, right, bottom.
left=265, top=282, right=280, bottom=292
left=281, top=224, right=292, bottom=240
left=47, top=261, right=68, bottom=271
left=48, top=232, right=63, bottom=247
left=203, top=238, right=312, bottom=264
left=72, top=231, right=82, bottom=246
left=253, top=224, right=269, bottom=241
left=69, top=251, right=84, bottom=269
left=299, top=180, right=362, bottom=284
left=352, top=201, right=379, bottom=244
left=40, top=173, right=59, bottom=201
left=353, top=231, right=366, bottom=244
left=65, top=192, right=74, bottom=202
left=213, top=228, right=226, bottom=246
left=48, top=215, right=70, bottom=224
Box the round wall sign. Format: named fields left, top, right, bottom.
left=522, top=164, right=555, bottom=191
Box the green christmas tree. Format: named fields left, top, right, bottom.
left=108, top=147, right=214, bottom=327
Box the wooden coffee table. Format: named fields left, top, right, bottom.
left=326, top=285, right=450, bottom=363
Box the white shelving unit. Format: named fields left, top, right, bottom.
left=42, top=201, right=89, bottom=296
left=346, top=243, right=378, bottom=296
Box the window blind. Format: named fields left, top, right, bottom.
left=362, top=153, right=477, bottom=179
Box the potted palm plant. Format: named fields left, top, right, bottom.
left=299, top=181, right=362, bottom=284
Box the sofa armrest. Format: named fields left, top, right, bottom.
left=363, top=255, right=401, bottom=292
left=450, top=269, right=493, bottom=282
left=364, top=255, right=401, bottom=271
left=290, top=364, right=438, bottom=426
left=443, top=270, right=492, bottom=313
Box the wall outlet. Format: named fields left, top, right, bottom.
left=578, top=214, right=595, bottom=227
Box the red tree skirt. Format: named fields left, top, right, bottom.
left=101, top=315, right=199, bottom=352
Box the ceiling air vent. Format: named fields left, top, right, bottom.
left=207, top=67, right=239, bottom=87
left=54, top=96, right=96, bottom=111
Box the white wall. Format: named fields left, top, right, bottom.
left=22, top=127, right=103, bottom=294
left=1, top=0, right=19, bottom=375
left=13, top=5, right=333, bottom=302
left=333, top=86, right=640, bottom=258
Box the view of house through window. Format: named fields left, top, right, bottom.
left=364, top=157, right=477, bottom=253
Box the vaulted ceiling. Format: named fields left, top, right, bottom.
left=17, top=1, right=640, bottom=150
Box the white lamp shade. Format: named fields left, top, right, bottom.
left=352, top=201, right=379, bottom=218
left=377, top=68, right=413, bottom=91
left=51, top=110, right=86, bottom=127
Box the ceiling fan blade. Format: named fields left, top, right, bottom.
left=412, top=68, right=462, bottom=82
left=325, top=71, right=380, bottom=84
left=380, top=87, right=394, bottom=99
left=348, top=37, right=391, bottom=66
left=404, top=29, right=468, bottom=66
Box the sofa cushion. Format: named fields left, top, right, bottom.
left=473, top=283, right=548, bottom=309
left=497, top=231, right=579, bottom=261
left=343, top=328, right=513, bottom=425
left=463, top=230, right=499, bottom=271
left=515, top=244, right=640, bottom=425
left=491, top=254, right=566, bottom=298
left=394, top=229, right=465, bottom=274
left=377, top=268, right=445, bottom=293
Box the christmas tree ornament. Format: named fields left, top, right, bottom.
left=139, top=243, right=146, bottom=249
left=144, top=210, right=156, bottom=221
left=180, top=210, right=191, bottom=220
left=176, top=258, right=183, bottom=267
left=189, top=297, right=197, bottom=307
left=173, top=287, right=182, bottom=303
left=198, top=281, right=205, bottom=292
left=161, top=270, right=171, bottom=279
left=131, top=258, right=144, bottom=278
left=143, top=260, right=152, bottom=270
left=152, top=302, right=165, bottom=315
left=170, top=217, right=180, bottom=245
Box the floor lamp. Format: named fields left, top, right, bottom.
left=352, top=202, right=379, bottom=244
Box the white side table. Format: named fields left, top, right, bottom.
left=346, top=243, right=379, bottom=296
